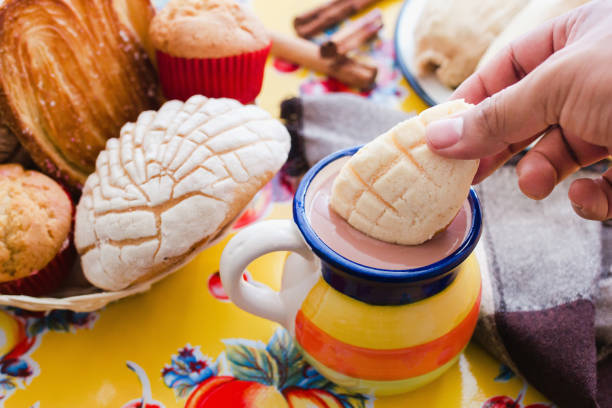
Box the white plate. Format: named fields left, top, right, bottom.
left=394, top=0, right=453, bottom=106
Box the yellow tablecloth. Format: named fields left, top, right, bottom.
left=0, top=1, right=553, bottom=407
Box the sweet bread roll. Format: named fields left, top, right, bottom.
left=0, top=0, right=161, bottom=188
left=414, top=0, right=527, bottom=88
left=330, top=100, right=478, bottom=245
left=75, top=96, right=290, bottom=291
left=478, top=0, right=590, bottom=68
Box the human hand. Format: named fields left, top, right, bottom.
left=425, top=0, right=612, bottom=221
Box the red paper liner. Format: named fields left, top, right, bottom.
left=156, top=43, right=271, bottom=104
left=0, top=238, right=75, bottom=297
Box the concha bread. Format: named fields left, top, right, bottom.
left=414, top=0, right=527, bottom=88
left=75, top=96, right=290, bottom=291
left=478, top=0, right=590, bottom=68
left=330, top=100, right=478, bottom=246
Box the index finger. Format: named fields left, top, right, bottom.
left=452, top=16, right=570, bottom=104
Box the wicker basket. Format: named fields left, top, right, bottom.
left=0, top=217, right=238, bottom=312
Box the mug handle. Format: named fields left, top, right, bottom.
left=219, top=219, right=317, bottom=327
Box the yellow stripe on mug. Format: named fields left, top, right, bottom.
left=298, top=346, right=463, bottom=396
left=295, top=288, right=480, bottom=380
left=300, top=255, right=481, bottom=349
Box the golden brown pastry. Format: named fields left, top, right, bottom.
left=0, top=0, right=162, bottom=188
left=414, top=0, right=528, bottom=88
left=113, top=0, right=157, bottom=60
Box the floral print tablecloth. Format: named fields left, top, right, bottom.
left=0, top=0, right=554, bottom=406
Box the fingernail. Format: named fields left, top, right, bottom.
left=426, top=117, right=463, bottom=149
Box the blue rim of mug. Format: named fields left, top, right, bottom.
left=293, top=146, right=482, bottom=284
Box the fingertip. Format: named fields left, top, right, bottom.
left=568, top=178, right=608, bottom=221
left=425, top=116, right=494, bottom=160
left=516, top=154, right=556, bottom=200
left=425, top=118, right=462, bottom=152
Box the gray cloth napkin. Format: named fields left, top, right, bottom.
left=280, top=92, right=612, bottom=408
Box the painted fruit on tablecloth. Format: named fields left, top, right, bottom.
left=480, top=366, right=552, bottom=408
left=0, top=309, right=97, bottom=403
left=0, top=310, right=22, bottom=357
left=207, top=271, right=253, bottom=302
left=163, top=328, right=371, bottom=408
left=483, top=396, right=550, bottom=408
left=184, top=376, right=347, bottom=408
left=185, top=376, right=288, bottom=407
left=283, top=387, right=344, bottom=408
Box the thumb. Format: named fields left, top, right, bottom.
left=568, top=168, right=612, bottom=221
left=425, top=68, right=556, bottom=160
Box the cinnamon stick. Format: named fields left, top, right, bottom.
left=320, top=8, right=383, bottom=58
left=270, top=31, right=377, bottom=90
left=294, top=0, right=381, bottom=38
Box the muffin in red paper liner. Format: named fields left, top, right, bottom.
left=0, top=237, right=75, bottom=297
left=150, top=0, right=271, bottom=104
left=0, top=164, right=74, bottom=296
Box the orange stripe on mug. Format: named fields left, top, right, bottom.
left=300, top=255, right=481, bottom=349
left=295, top=288, right=481, bottom=381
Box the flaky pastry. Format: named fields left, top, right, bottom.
left=0, top=0, right=161, bottom=188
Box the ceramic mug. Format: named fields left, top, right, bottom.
left=220, top=146, right=483, bottom=396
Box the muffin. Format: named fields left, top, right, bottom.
left=150, top=0, right=271, bottom=104
left=0, top=165, right=74, bottom=296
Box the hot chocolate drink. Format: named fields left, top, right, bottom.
left=306, top=157, right=471, bottom=270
